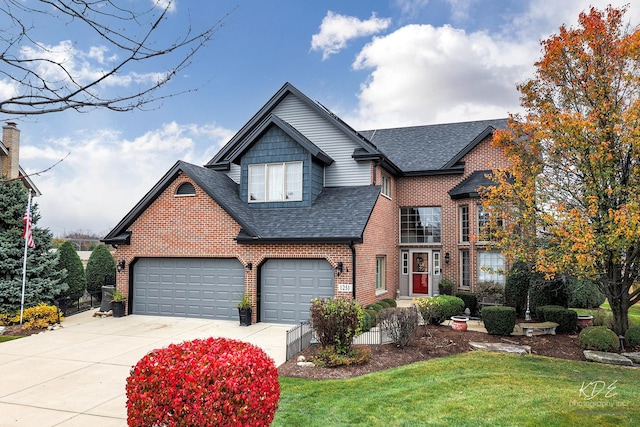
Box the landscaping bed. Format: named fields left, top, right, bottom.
left=278, top=324, right=584, bottom=379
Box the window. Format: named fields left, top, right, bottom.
left=477, top=205, right=502, bottom=241
left=400, top=207, right=441, bottom=243
left=248, top=162, right=302, bottom=202
left=376, top=256, right=386, bottom=290
left=433, top=251, right=441, bottom=276
left=459, top=205, right=469, bottom=242
left=175, top=182, right=196, bottom=196
left=401, top=252, right=409, bottom=275
left=460, top=249, right=470, bottom=288
left=478, top=251, right=506, bottom=285
left=381, top=174, right=391, bottom=198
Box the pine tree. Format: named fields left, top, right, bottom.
left=0, top=180, right=65, bottom=314
left=56, top=241, right=87, bottom=302
left=86, top=244, right=116, bottom=300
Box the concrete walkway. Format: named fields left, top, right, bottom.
left=0, top=311, right=290, bottom=426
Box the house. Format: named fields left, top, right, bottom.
left=103, top=83, right=510, bottom=324
left=1, top=122, right=41, bottom=196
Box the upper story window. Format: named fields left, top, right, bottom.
left=248, top=162, right=302, bottom=202
left=459, top=205, right=469, bottom=243
left=175, top=182, right=196, bottom=196
left=400, top=207, right=441, bottom=244
left=477, top=205, right=503, bottom=242
left=381, top=174, right=391, bottom=198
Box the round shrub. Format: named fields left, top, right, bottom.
left=579, top=326, right=620, bottom=352
left=625, top=326, right=640, bottom=348
left=378, top=300, right=391, bottom=308
left=310, top=297, right=363, bottom=355
left=541, top=306, right=578, bottom=333
left=482, top=306, right=516, bottom=336
left=566, top=277, right=606, bottom=309
left=414, top=295, right=464, bottom=325
left=10, top=303, right=63, bottom=330
left=365, top=309, right=378, bottom=326
left=361, top=311, right=373, bottom=332
left=381, top=298, right=397, bottom=307
left=126, top=337, right=280, bottom=427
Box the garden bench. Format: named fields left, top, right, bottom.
left=518, top=322, right=559, bottom=337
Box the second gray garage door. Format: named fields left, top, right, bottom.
left=132, top=258, right=244, bottom=319
left=260, top=259, right=335, bottom=324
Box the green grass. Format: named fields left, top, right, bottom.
left=274, top=352, right=639, bottom=426
left=572, top=301, right=640, bottom=328
left=0, top=335, right=22, bottom=343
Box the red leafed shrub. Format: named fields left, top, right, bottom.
left=126, top=337, right=280, bottom=427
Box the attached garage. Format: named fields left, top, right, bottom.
left=132, top=258, right=244, bottom=320
left=260, top=259, right=335, bottom=324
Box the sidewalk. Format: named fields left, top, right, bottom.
left=0, top=311, right=290, bottom=426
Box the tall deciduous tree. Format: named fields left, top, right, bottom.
left=86, top=243, right=115, bottom=300
left=0, top=1, right=229, bottom=116
left=56, top=241, right=87, bottom=302
left=0, top=180, right=65, bottom=313
left=484, top=5, right=640, bottom=335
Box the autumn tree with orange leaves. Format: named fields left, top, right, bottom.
left=484, top=5, right=640, bottom=335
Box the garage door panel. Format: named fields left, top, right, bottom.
left=261, top=259, right=334, bottom=324
left=133, top=258, right=244, bottom=320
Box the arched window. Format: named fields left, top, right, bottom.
left=175, top=182, right=196, bottom=196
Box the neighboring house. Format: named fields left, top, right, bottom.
left=0, top=122, right=41, bottom=196
left=103, top=83, right=509, bottom=324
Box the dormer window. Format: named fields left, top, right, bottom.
left=248, top=162, right=302, bottom=202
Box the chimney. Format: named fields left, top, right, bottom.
left=2, top=122, right=20, bottom=179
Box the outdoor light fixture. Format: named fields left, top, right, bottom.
left=116, top=260, right=126, bottom=272
left=444, top=252, right=450, bottom=264
left=335, top=262, right=344, bottom=276
left=246, top=262, right=253, bottom=271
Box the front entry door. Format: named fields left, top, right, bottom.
left=411, top=252, right=429, bottom=294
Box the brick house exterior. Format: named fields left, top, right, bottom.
left=1, top=122, right=41, bottom=196
left=104, top=83, right=509, bottom=324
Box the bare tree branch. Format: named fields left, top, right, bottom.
left=0, top=151, right=70, bottom=183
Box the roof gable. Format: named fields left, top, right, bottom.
left=207, top=82, right=379, bottom=169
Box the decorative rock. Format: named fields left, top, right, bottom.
left=297, top=355, right=306, bottom=363
left=297, top=361, right=315, bottom=367
left=620, top=352, right=640, bottom=364
left=469, top=341, right=531, bottom=355
left=0, top=326, right=5, bottom=334
left=583, top=350, right=634, bottom=366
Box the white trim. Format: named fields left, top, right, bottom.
left=248, top=161, right=303, bottom=203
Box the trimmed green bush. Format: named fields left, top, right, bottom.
left=378, top=300, right=391, bottom=309
left=361, top=311, right=373, bottom=332
left=381, top=298, right=397, bottom=307
left=541, top=306, right=578, bottom=333
left=438, top=278, right=454, bottom=296
left=413, top=295, right=464, bottom=325
left=535, top=305, right=565, bottom=322
left=625, top=326, right=640, bottom=348
left=566, top=277, right=606, bottom=309
left=366, top=303, right=384, bottom=314
left=365, top=309, right=377, bottom=327
left=455, top=291, right=477, bottom=314
left=56, top=241, right=87, bottom=302
left=579, top=326, right=620, bottom=351
left=482, top=306, right=516, bottom=336
left=86, top=244, right=116, bottom=300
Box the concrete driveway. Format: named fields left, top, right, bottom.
left=0, top=310, right=291, bottom=426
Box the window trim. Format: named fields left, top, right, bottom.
left=477, top=204, right=503, bottom=243
left=400, top=207, right=442, bottom=244
left=477, top=250, right=506, bottom=285
left=460, top=249, right=470, bottom=289
left=459, top=205, right=469, bottom=243
left=376, top=256, right=387, bottom=291
left=381, top=174, right=391, bottom=199
left=248, top=161, right=303, bottom=203
left=175, top=182, right=196, bottom=197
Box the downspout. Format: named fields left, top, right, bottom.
left=349, top=240, right=356, bottom=300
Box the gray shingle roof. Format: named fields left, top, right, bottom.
left=448, top=170, right=495, bottom=199
left=359, top=118, right=508, bottom=173
left=103, top=160, right=380, bottom=244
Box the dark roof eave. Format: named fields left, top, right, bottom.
left=352, top=151, right=402, bottom=175
left=449, top=191, right=482, bottom=200
left=101, top=231, right=132, bottom=245
left=235, top=235, right=363, bottom=245
left=402, top=166, right=465, bottom=177
left=444, top=126, right=496, bottom=169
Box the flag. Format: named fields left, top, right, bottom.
left=22, top=203, right=35, bottom=249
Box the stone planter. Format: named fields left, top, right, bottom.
left=577, top=315, right=593, bottom=329
left=451, top=316, right=469, bottom=332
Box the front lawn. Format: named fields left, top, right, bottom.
left=573, top=301, right=640, bottom=328
left=0, top=335, right=21, bottom=343
left=274, top=352, right=639, bottom=426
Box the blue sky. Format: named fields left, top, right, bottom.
left=9, top=0, right=639, bottom=237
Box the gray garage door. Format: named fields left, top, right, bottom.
left=133, top=258, right=244, bottom=319
left=260, top=259, right=334, bottom=324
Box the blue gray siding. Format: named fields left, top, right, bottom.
left=273, top=95, right=371, bottom=187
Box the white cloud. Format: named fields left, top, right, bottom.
left=445, top=0, right=479, bottom=23
left=21, top=122, right=234, bottom=237
left=393, top=0, right=430, bottom=19
left=311, top=11, right=391, bottom=60
left=152, top=0, right=177, bottom=13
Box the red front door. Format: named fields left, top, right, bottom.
left=412, top=252, right=429, bottom=294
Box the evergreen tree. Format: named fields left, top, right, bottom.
left=86, top=244, right=116, bottom=300
left=0, top=180, right=65, bottom=314
left=56, top=241, right=87, bottom=302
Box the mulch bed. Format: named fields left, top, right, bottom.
left=278, top=324, right=585, bottom=380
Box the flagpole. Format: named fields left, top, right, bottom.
left=20, top=190, right=32, bottom=325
